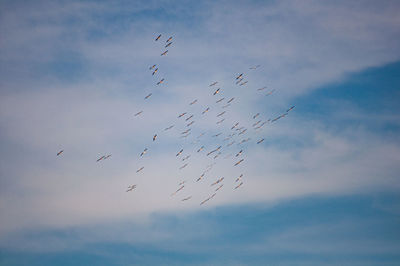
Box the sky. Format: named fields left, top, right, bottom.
left=1, top=0, right=400, bottom=265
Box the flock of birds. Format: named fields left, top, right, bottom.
left=56, top=33, right=295, bottom=206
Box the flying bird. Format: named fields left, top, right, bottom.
left=222, top=104, right=231, bottom=109
left=234, top=159, right=244, bottom=166
left=187, top=121, right=195, bottom=127
left=178, top=112, right=187, bottom=118
left=249, top=65, right=261, bottom=70
left=235, top=182, right=243, bottom=189
left=179, top=163, right=188, bottom=170
left=235, top=174, right=243, bottom=182
left=176, top=149, right=183, bottom=156
left=171, top=185, right=185, bottom=196
left=239, top=81, right=248, bottom=86
left=144, top=93, right=152, bottom=99
left=213, top=88, right=220, bottom=95
left=157, top=78, right=165, bottom=85
left=189, top=99, right=198, bottom=105
left=253, top=113, right=260, bottom=119
left=215, top=184, right=224, bottom=191
left=126, top=184, right=137, bottom=192
left=134, top=111, right=143, bottom=116
left=181, top=196, right=192, bottom=201
left=216, top=118, right=225, bottom=124
left=216, top=97, right=225, bottom=103
left=257, top=86, right=267, bottom=91
left=140, top=148, right=148, bottom=157
left=227, top=97, right=235, bottom=103
left=149, top=64, right=156, bottom=70
left=209, top=81, right=218, bottom=87
left=286, top=106, right=295, bottom=112
left=161, top=50, right=168, bottom=56
left=155, top=34, right=161, bottom=41
left=257, top=138, right=265, bottom=144
left=165, top=42, right=172, bottom=48
left=235, top=78, right=243, bottom=85
left=153, top=134, right=157, bottom=141
left=166, top=36, right=172, bottom=43
left=136, top=166, right=144, bottom=173
left=231, top=122, right=239, bottom=130
left=217, top=111, right=226, bottom=117
left=265, top=89, right=275, bottom=96
left=236, top=73, right=243, bottom=80
left=197, top=146, right=204, bottom=152
left=57, top=150, right=63, bottom=156
left=164, top=125, right=174, bottom=131
left=185, top=115, right=194, bottom=121
left=97, top=155, right=105, bottom=162
left=235, top=150, right=243, bottom=157
left=152, top=68, right=158, bottom=75
left=202, top=107, right=210, bottom=114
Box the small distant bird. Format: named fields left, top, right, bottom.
left=202, top=107, right=210, bottom=114
left=257, top=138, right=265, bottom=144
left=253, top=113, right=260, bottom=119
left=176, top=149, right=183, bottom=156
left=161, top=50, right=168, bottom=56
left=155, top=34, right=161, bottom=41
left=140, top=148, right=148, bottom=157
left=144, top=93, right=152, bottom=99
left=57, top=150, right=64, bottom=156
left=181, top=196, right=192, bottom=201
left=165, top=42, right=172, bottom=48
left=97, top=155, right=105, bottom=162
left=213, top=88, right=220, bottom=95
left=216, top=97, right=225, bottom=103
left=136, top=167, right=144, bottom=173
left=157, top=78, right=164, bottom=85
left=166, top=36, right=172, bottom=43
left=126, top=184, right=136, bottom=192
left=134, top=111, right=143, bottom=116
left=153, top=134, right=157, bottom=141
left=236, top=73, right=243, bottom=80
left=235, top=182, right=243, bottom=189
left=152, top=68, right=158, bottom=75
left=209, top=81, right=218, bottom=87
left=234, top=159, right=244, bottom=166
left=189, top=99, right=198, bottom=105
left=227, top=97, right=235, bottom=103
left=178, top=112, right=186, bottom=118
left=149, top=64, right=156, bottom=70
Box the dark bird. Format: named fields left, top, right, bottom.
left=152, top=68, right=158, bottom=75
left=166, top=36, right=172, bottom=43
left=157, top=78, right=165, bottom=85
left=209, top=81, right=218, bottom=87
left=149, top=64, right=156, bottom=70
left=234, top=159, right=244, bottom=166
left=153, top=134, right=157, bottom=141
left=202, top=107, right=210, bottom=114
left=190, top=99, right=198, bottom=105
left=97, top=155, right=105, bottom=162
left=155, top=34, right=161, bottom=41
left=161, top=50, right=168, bottom=56
left=134, top=111, right=143, bottom=116
left=236, top=73, right=243, bottom=80
left=235, top=182, right=243, bottom=189
left=165, top=42, right=172, bottom=48
left=57, top=150, right=64, bottom=156
left=253, top=113, right=260, bottom=119
left=144, top=93, right=152, bottom=99
left=126, top=184, right=137, bottom=192
left=176, top=149, right=183, bottom=156
left=216, top=97, right=225, bottom=103
left=227, top=97, right=235, bottom=103
left=181, top=196, right=192, bottom=201
left=257, top=138, right=265, bottom=144
left=178, top=112, right=187, bottom=118
left=213, top=88, right=220, bottom=95
left=164, top=125, right=174, bottom=131
left=140, top=148, right=148, bottom=156
left=136, top=166, right=144, bottom=173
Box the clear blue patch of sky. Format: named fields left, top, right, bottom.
left=1, top=193, right=400, bottom=265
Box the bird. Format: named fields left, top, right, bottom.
left=153, top=134, right=157, bottom=141
left=140, top=148, right=148, bottom=156
left=57, top=150, right=64, bottom=156
left=155, top=34, right=161, bottom=41
left=165, top=42, right=172, bottom=48
left=136, top=166, right=144, bottom=173
left=134, top=111, right=143, bottom=116
left=176, top=149, right=183, bottom=156
left=144, top=93, right=152, bottom=99
left=166, top=36, right=173, bottom=43
left=209, top=81, right=218, bottom=87
left=236, top=73, right=243, bottom=80
left=161, top=50, right=168, bottom=56
left=213, top=88, right=220, bottom=95
left=126, top=184, right=137, bottom=192
left=157, top=78, right=165, bottom=85
left=152, top=68, right=158, bottom=75
left=257, top=138, right=265, bottom=144
left=234, top=159, right=244, bottom=166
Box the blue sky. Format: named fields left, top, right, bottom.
left=1, top=0, right=400, bottom=265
